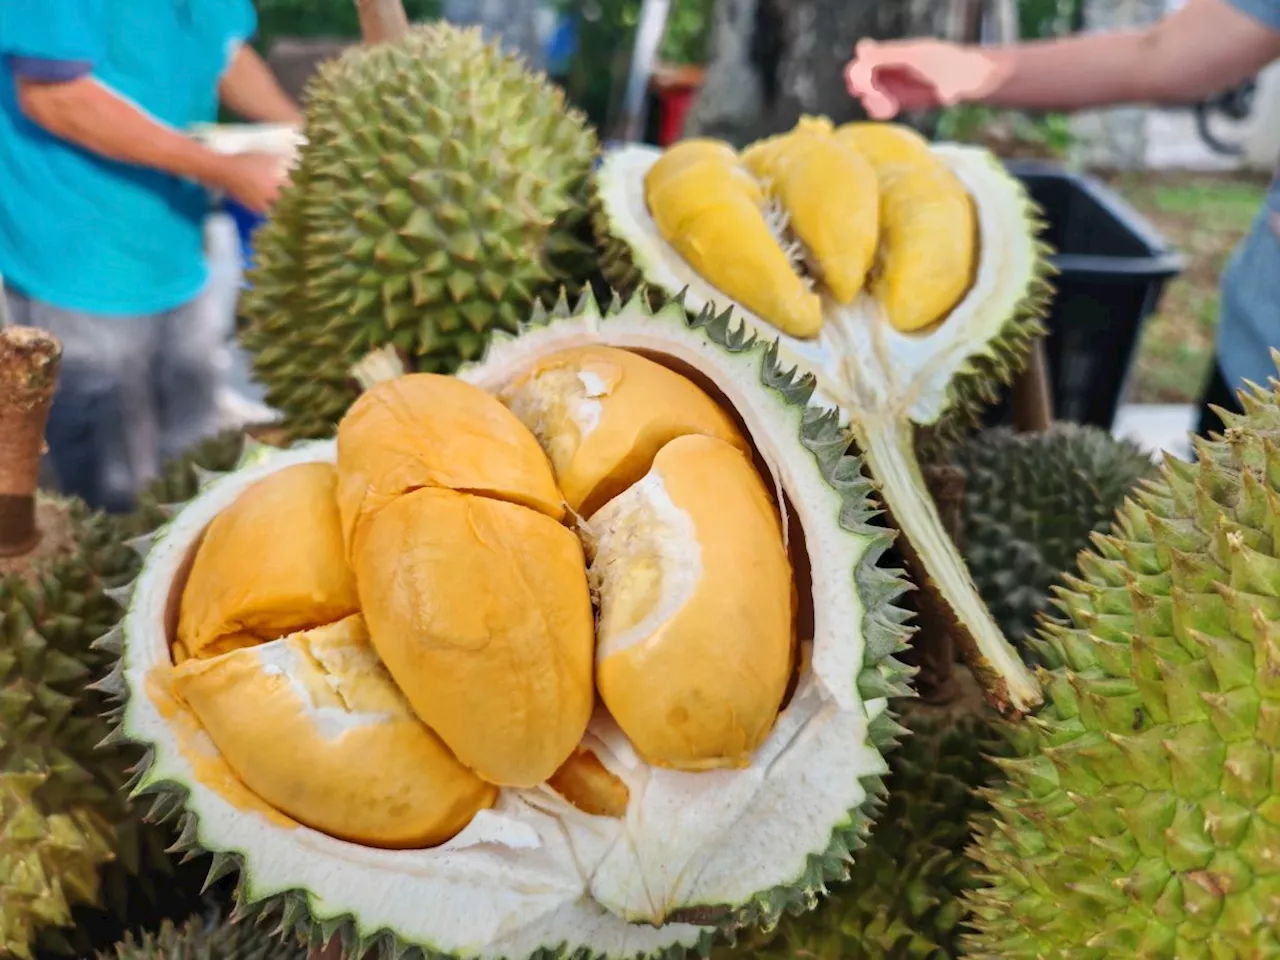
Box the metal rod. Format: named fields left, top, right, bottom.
left=613, top=0, right=672, bottom=143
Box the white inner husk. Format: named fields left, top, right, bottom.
left=120, top=309, right=888, bottom=958
left=597, top=142, right=1039, bottom=427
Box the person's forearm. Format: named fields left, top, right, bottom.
left=218, top=45, right=303, bottom=125
left=18, top=76, right=234, bottom=186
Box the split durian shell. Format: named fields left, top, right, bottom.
left=101, top=290, right=915, bottom=960
left=593, top=118, right=1053, bottom=718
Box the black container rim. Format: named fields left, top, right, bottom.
left=1001, top=157, right=1187, bottom=278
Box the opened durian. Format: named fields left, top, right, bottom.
left=594, top=118, right=1052, bottom=717
left=240, top=22, right=598, bottom=441
left=964, top=360, right=1280, bottom=957
left=951, top=423, right=1156, bottom=655
left=100, top=291, right=915, bottom=959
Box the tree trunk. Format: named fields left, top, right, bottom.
left=441, top=0, right=548, bottom=72
left=686, top=0, right=944, bottom=145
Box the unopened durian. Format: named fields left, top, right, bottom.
left=95, top=908, right=309, bottom=960
left=593, top=117, right=1053, bottom=718
left=240, top=22, right=599, bottom=441
left=99, top=290, right=917, bottom=959
left=964, top=361, right=1280, bottom=957
left=950, top=423, right=1156, bottom=654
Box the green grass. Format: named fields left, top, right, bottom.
left=1103, top=171, right=1268, bottom=404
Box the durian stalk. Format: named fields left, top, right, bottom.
left=856, top=417, right=1042, bottom=717
left=0, top=326, right=61, bottom=556
left=355, top=0, right=410, bottom=44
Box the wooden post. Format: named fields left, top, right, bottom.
left=1011, top=340, right=1054, bottom=432
left=0, top=327, right=61, bottom=557
left=355, top=0, right=410, bottom=45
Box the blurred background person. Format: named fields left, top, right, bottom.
left=0, top=0, right=301, bottom=512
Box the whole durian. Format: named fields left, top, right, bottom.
left=950, top=423, right=1155, bottom=654
left=240, top=21, right=599, bottom=441
left=95, top=909, right=308, bottom=960
left=964, top=366, right=1280, bottom=957
left=714, top=675, right=1008, bottom=960
left=0, top=329, right=214, bottom=958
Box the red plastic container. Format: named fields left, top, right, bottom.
left=650, top=64, right=706, bottom=146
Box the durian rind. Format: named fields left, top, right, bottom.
left=102, top=289, right=915, bottom=960
left=964, top=359, right=1280, bottom=958
left=591, top=138, right=1053, bottom=452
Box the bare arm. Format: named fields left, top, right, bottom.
left=983, top=0, right=1280, bottom=110
left=218, top=44, right=303, bottom=125
left=18, top=76, right=233, bottom=184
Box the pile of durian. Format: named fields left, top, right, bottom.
left=5, top=14, right=1279, bottom=960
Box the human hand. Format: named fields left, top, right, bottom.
left=844, top=38, right=1012, bottom=120
left=212, top=150, right=291, bottom=214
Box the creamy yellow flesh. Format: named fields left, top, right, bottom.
left=176, top=462, right=360, bottom=661
left=169, top=615, right=497, bottom=848
left=335, top=372, right=565, bottom=559
left=587, top=433, right=795, bottom=771
left=354, top=487, right=596, bottom=789
left=547, top=746, right=630, bottom=819
left=498, top=344, right=751, bottom=518
left=642, top=118, right=977, bottom=336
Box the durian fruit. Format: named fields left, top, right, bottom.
left=98, top=290, right=917, bottom=959
left=593, top=118, right=1052, bottom=717
left=239, top=22, right=599, bottom=441
left=950, top=423, right=1156, bottom=654
left=963, top=360, right=1280, bottom=957
left=715, top=672, right=1008, bottom=960
left=96, top=908, right=309, bottom=960
left=0, top=329, right=215, bottom=957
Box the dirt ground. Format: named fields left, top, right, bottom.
left=1102, top=169, right=1270, bottom=404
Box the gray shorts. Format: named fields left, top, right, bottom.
left=1, top=281, right=225, bottom=513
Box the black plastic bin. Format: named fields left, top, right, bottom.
left=981, top=160, right=1185, bottom=431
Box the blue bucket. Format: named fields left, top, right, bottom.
left=222, top=196, right=266, bottom=278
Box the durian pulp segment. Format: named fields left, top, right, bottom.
left=642, top=140, right=823, bottom=338
left=114, top=294, right=906, bottom=957
left=584, top=434, right=795, bottom=771
left=497, top=344, right=750, bottom=518
left=166, top=614, right=498, bottom=849
left=597, top=141, right=1045, bottom=715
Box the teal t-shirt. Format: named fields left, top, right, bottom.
left=0, top=0, right=257, bottom=315
left=1216, top=0, right=1280, bottom=394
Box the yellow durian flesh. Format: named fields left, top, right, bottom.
left=589, top=433, right=794, bottom=771
left=176, top=462, right=359, bottom=661
left=169, top=615, right=497, bottom=849
left=741, top=117, right=880, bottom=305
left=643, top=139, right=822, bottom=339
left=547, top=746, right=631, bottom=819
left=836, top=122, right=977, bottom=333
left=498, top=345, right=751, bottom=518
left=353, top=486, right=595, bottom=789
left=335, top=372, right=565, bottom=559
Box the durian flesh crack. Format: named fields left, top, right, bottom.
left=581, top=471, right=701, bottom=662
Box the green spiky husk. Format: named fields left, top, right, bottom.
left=963, top=372, right=1280, bottom=958
left=100, top=286, right=919, bottom=960
left=239, top=22, right=599, bottom=442
left=0, top=495, right=216, bottom=958
left=950, top=423, right=1156, bottom=656
left=95, top=907, right=310, bottom=960
left=712, top=683, right=1009, bottom=960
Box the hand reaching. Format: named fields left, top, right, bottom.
left=844, top=38, right=1012, bottom=119
left=212, top=150, right=292, bottom=214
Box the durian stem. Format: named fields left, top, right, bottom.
left=0, top=326, right=61, bottom=557
left=905, top=464, right=965, bottom=705
left=355, top=0, right=410, bottom=44
left=857, top=417, right=1042, bottom=718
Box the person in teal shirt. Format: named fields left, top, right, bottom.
left=0, top=0, right=301, bottom=512
left=844, top=0, right=1280, bottom=443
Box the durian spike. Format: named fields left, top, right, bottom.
left=355, top=0, right=410, bottom=44
left=0, top=325, right=61, bottom=557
